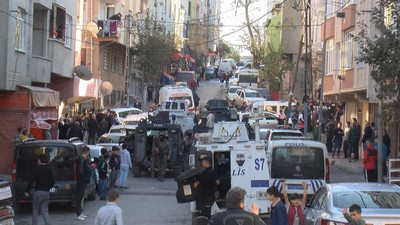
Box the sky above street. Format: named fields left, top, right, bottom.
left=219, top=0, right=271, bottom=57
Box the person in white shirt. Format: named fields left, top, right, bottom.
left=343, top=121, right=351, bottom=159
left=94, top=190, right=123, bottom=225
left=118, top=143, right=132, bottom=189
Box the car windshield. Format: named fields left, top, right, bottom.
left=17, top=146, right=75, bottom=181
left=98, top=135, right=125, bottom=144
left=119, top=109, right=141, bottom=119
left=333, top=191, right=400, bottom=208
left=239, top=75, right=258, bottom=83
left=271, top=132, right=303, bottom=140
left=271, top=147, right=324, bottom=179
left=245, top=91, right=262, bottom=98
left=210, top=100, right=228, bottom=108
left=229, top=87, right=240, bottom=93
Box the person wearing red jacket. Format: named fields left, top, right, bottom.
left=363, top=140, right=377, bottom=182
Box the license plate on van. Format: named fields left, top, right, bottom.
left=0, top=186, right=12, bottom=201
left=49, top=187, right=57, bottom=193
left=287, top=184, right=305, bottom=190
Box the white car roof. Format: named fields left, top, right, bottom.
left=111, top=107, right=143, bottom=113
left=124, top=113, right=148, bottom=121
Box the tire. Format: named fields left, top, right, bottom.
left=191, top=212, right=201, bottom=224
left=133, top=164, right=142, bottom=177
left=86, top=187, right=96, bottom=201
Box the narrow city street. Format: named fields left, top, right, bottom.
left=14, top=80, right=365, bottom=225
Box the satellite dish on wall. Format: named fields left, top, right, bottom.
left=101, top=81, right=113, bottom=95
left=86, top=22, right=101, bottom=38
left=74, top=65, right=92, bottom=80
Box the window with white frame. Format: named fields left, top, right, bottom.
left=15, top=8, right=26, bottom=50
left=65, top=15, right=72, bottom=48
left=83, top=0, right=88, bottom=20
left=106, top=4, right=115, bottom=19
left=325, top=38, right=334, bottom=74
left=343, top=29, right=354, bottom=69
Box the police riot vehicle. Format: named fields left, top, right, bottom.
left=175, top=120, right=272, bottom=219
left=127, top=113, right=184, bottom=177
left=266, top=137, right=330, bottom=199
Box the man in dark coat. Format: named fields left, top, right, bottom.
left=348, top=121, right=361, bottom=162
left=361, top=122, right=373, bottom=151
left=67, top=121, right=84, bottom=140
left=88, top=113, right=99, bottom=145
left=326, top=120, right=335, bottom=153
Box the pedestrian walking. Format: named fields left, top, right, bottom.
left=282, top=181, right=307, bottom=225
left=363, top=140, right=377, bottom=182
left=267, top=186, right=289, bottom=225
left=151, top=132, right=169, bottom=181
left=348, top=120, right=361, bottom=162
left=209, top=187, right=266, bottom=225
left=94, top=190, right=123, bottom=225
left=361, top=122, right=373, bottom=151
left=118, top=143, right=132, bottom=189
left=109, top=146, right=121, bottom=189
left=75, top=146, right=91, bottom=221
left=383, top=129, right=391, bottom=157
left=147, top=83, right=154, bottom=102
left=342, top=205, right=366, bottom=225
left=25, top=154, right=55, bottom=225
left=343, top=121, right=351, bottom=158
left=193, top=157, right=219, bottom=219
left=88, top=113, right=99, bottom=145
left=332, top=122, right=344, bottom=159
left=291, top=111, right=299, bottom=130
left=277, top=110, right=286, bottom=126
left=133, top=98, right=142, bottom=109
left=98, top=150, right=110, bottom=201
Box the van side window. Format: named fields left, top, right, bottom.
left=172, top=102, right=178, bottom=109
left=165, top=102, right=171, bottom=109
left=180, top=103, right=185, bottom=111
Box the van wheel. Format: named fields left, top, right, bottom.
left=87, top=188, right=96, bottom=201
left=133, top=165, right=142, bottom=177
left=191, top=212, right=201, bottom=224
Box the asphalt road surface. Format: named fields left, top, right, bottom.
left=14, top=80, right=365, bottom=225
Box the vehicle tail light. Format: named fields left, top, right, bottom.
left=188, top=108, right=194, bottom=112
left=325, top=157, right=330, bottom=183
left=73, top=161, right=77, bottom=181
left=11, top=160, right=16, bottom=182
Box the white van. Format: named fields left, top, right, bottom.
left=218, top=62, right=232, bottom=76
left=266, top=139, right=330, bottom=198
left=158, top=86, right=195, bottom=111
left=223, top=58, right=236, bottom=69
left=237, top=69, right=259, bottom=89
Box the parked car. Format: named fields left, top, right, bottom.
left=12, top=139, right=97, bottom=204
left=234, top=89, right=265, bottom=108
left=97, top=133, right=125, bottom=153
left=206, top=99, right=230, bottom=122
left=304, top=183, right=400, bottom=225
left=111, top=107, right=143, bottom=123
left=205, top=67, right=215, bottom=80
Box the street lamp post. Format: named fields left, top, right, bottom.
left=318, top=0, right=328, bottom=141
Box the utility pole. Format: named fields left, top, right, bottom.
left=318, top=0, right=328, bottom=141
left=377, top=99, right=383, bottom=183
left=125, top=15, right=133, bottom=106
left=303, top=0, right=309, bottom=135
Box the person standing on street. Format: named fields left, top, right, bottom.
left=343, top=121, right=351, bottom=159
left=361, top=122, right=373, bottom=151
left=88, top=113, right=99, bottom=145
left=75, top=146, right=91, bottom=221
left=98, top=117, right=109, bottom=137
left=183, top=130, right=194, bottom=170
left=109, top=146, right=121, bottom=189
left=98, top=151, right=110, bottom=201
left=332, top=122, right=344, bottom=159
left=151, top=132, right=169, bottom=182
left=209, top=187, right=266, bottom=225
left=348, top=121, right=361, bottom=162
left=133, top=98, right=142, bottom=109
left=193, top=157, right=219, bottom=219
left=67, top=121, right=84, bottom=140
left=363, top=140, right=378, bottom=182
left=118, top=143, right=132, bottom=189
left=25, top=154, right=55, bottom=225
left=267, top=186, right=289, bottom=225
left=326, top=120, right=335, bottom=153
left=147, top=83, right=154, bottom=102
left=94, top=190, right=123, bottom=225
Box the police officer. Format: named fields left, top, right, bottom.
left=183, top=129, right=194, bottom=170
left=209, top=187, right=266, bottom=225
left=193, top=157, right=219, bottom=219
left=151, top=132, right=169, bottom=182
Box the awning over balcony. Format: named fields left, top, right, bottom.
left=17, top=85, right=60, bottom=108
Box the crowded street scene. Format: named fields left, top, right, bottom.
left=0, top=0, right=399, bottom=225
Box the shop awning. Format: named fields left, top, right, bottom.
left=17, top=85, right=60, bottom=108
left=30, top=120, right=51, bottom=129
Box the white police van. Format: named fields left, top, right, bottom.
left=266, top=138, right=330, bottom=198
left=175, top=121, right=272, bottom=219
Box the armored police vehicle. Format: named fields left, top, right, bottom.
left=130, top=116, right=184, bottom=177
left=175, top=121, right=272, bottom=219
left=266, top=138, right=330, bottom=199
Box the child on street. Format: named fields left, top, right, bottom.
left=342, top=204, right=366, bottom=225
left=267, top=186, right=289, bottom=225
left=282, top=181, right=307, bottom=225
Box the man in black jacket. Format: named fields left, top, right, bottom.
left=209, top=187, right=266, bottom=225
left=25, top=154, right=55, bottom=225
left=75, top=146, right=91, bottom=221
left=67, top=121, right=84, bottom=140
left=361, top=122, right=373, bottom=151
left=88, top=113, right=99, bottom=145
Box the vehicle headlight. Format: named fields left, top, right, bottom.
left=189, top=154, right=195, bottom=167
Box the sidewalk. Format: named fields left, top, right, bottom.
left=330, top=156, right=364, bottom=175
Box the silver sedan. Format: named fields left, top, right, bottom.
left=304, top=183, right=400, bottom=225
